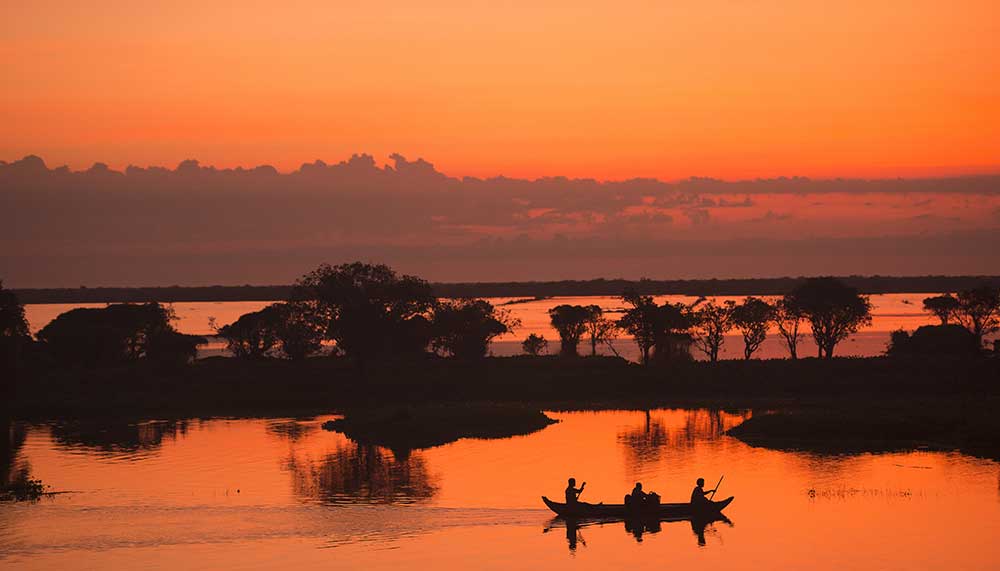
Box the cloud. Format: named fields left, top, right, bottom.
left=2, top=154, right=999, bottom=286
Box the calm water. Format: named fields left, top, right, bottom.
left=24, top=293, right=954, bottom=361
left=3, top=410, right=999, bottom=570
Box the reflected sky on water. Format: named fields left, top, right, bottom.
left=2, top=409, right=999, bottom=569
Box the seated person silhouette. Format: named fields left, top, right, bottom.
left=624, top=482, right=660, bottom=510
left=565, top=477, right=586, bottom=504
left=690, top=477, right=713, bottom=505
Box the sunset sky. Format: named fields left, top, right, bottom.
left=3, top=0, right=999, bottom=180
left=2, top=1, right=999, bottom=286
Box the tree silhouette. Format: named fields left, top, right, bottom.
left=774, top=295, right=804, bottom=359
left=618, top=292, right=693, bottom=365
left=692, top=300, right=735, bottom=362
left=522, top=333, right=548, bottom=356
left=730, top=297, right=774, bottom=360
left=922, top=294, right=960, bottom=325
left=272, top=301, right=329, bottom=360
left=792, top=277, right=872, bottom=359
left=295, top=262, right=436, bottom=367
left=548, top=305, right=595, bottom=357
left=618, top=293, right=660, bottom=365
left=431, top=299, right=518, bottom=359
left=36, top=303, right=205, bottom=367
left=583, top=305, right=618, bottom=356
left=954, top=285, right=1000, bottom=348
left=651, top=302, right=694, bottom=364
left=215, top=305, right=281, bottom=358
left=1, top=282, right=30, bottom=376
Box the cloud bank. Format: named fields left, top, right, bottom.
left=2, top=155, right=998, bottom=287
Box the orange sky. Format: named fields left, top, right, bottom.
left=3, top=0, right=999, bottom=180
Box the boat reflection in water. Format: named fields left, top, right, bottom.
left=545, top=513, right=734, bottom=551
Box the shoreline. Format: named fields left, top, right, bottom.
left=7, top=355, right=999, bottom=460
left=13, top=275, right=1000, bottom=305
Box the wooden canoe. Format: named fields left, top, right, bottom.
left=542, top=495, right=734, bottom=518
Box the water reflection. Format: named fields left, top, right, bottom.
left=617, top=409, right=750, bottom=473
left=265, top=419, right=318, bottom=442
left=5, top=410, right=1000, bottom=570
left=49, top=419, right=191, bottom=454
left=546, top=514, right=733, bottom=552
left=1, top=417, right=28, bottom=489
left=285, top=443, right=438, bottom=504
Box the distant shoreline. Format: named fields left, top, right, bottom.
left=13, top=275, right=1000, bottom=305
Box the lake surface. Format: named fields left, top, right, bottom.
left=24, top=293, right=954, bottom=361
left=3, top=410, right=999, bottom=570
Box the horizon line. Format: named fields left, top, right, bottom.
left=4, top=153, right=1000, bottom=186
left=11, top=273, right=1000, bottom=293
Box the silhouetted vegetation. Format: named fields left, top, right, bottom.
left=522, top=333, right=548, bottom=356
left=321, top=405, right=557, bottom=454
left=295, top=262, right=436, bottom=369
left=773, top=295, right=804, bottom=359
left=430, top=299, right=518, bottom=359
left=731, top=297, right=775, bottom=360
left=618, top=293, right=693, bottom=365
left=918, top=285, right=1000, bottom=351
left=214, top=301, right=327, bottom=360
left=584, top=306, right=619, bottom=357
left=923, top=294, right=960, bottom=325
left=792, top=278, right=873, bottom=358
left=888, top=325, right=981, bottom=359
left=549, top=305, right=596, bottom=357
left=1, top=284, right=31, bottom=400
left=954, top=285, right=1000, bottom=348
left=691, top=300, right=733, bottom=363
left=214, top=305, right=282, bottom=358
left=35, top=302, right=205, bottom=368
left=270, top=301, right=329, bottom=360
left=728, top=398, right=1000, bottom=459
left=8, top=261, right=998, bottom=470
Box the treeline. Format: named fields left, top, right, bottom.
left=4, top=264, right=998, bottom=382
left=12, top=275, right=1000, bottom=304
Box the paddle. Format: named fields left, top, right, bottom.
left=709, top=475, right=724, bottom=500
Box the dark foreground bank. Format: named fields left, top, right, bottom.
left=8, top=354, right=998, bottom=416
left=8, top=355, right=1000, bottom=458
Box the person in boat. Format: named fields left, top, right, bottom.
left=565, top=477, right=586, bottom=504
left=690, top=477, right=715, bottom=505
left=625, top=482, right=660, bottom=509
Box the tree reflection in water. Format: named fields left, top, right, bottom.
left=286, top=443, right=438, bottom=504
left=265, top=419, right=318, bottom=442
left=1, top=416, right=28, bottom=489
left=617, top=409, right=751, bottom=474
left=49, top=419, right=191, bottom=454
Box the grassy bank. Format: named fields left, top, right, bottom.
left=321, top=404, right=557, bottom=454
left=10, top=354, right=999, bottom=418
left=727, top=398, right=1000, bottom=460
left=8, top=355, right=1000, bottom=460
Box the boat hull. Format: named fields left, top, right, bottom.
left=542, top=495, right=734, bottom=518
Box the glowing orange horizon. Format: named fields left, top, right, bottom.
left=3, top=1, right=999, bottom=181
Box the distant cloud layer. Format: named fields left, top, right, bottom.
left=2, top=155, right=999, bottom=287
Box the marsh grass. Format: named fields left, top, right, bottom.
left=1, top=473, right=46, bottom=502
